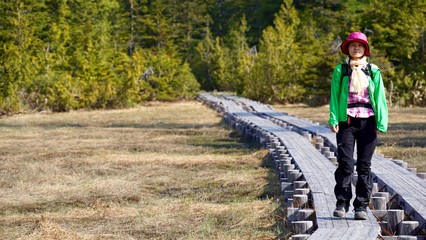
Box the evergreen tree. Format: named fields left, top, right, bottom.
left=138, top=47, right=199, bottom=101
left=245, top=0, right=304, bottom=103
left=361, top=0, right=425, bottom=106
left=243, top=0, right=283, bottom=45
left=66, top=0, right=120, bottom=109
left=205, top=0, right=282, bottom=45
left=210, top=37, right=230, bottom=91
left=33, top=0, right=76, bottom=111
left=134, top=0, right=174, bottom=49
left=294, top=0, right=347, bottom=37
left=0, top=0, right=46, bottom=112
left=128, top=0, right=201, bottom=100
left=1, top=0, right=425, bottom=112
left=297, top=22, right=339, bottom=106
left=362, top=0, right=424, bottom=61
left=167, top=0, right=208, bottom=58
left=224, top=16, right=253, bottom=94
left=195, top=27, right=216, bottom=90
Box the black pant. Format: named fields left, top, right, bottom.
left=334, top=116, right=377, bottom=211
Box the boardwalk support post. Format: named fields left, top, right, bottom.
left=292, top=221, right=313, bottom=234
left=387, top=209, right=405, bottom=234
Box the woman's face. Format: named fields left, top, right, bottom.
left=348, top=41, right=365, bottom=59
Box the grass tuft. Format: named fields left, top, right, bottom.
left=0, top=101, right=286, bottom=239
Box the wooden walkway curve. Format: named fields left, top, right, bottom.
left=199, top=93, right=381, bottom=240
left=198, top=93, right=426, bottom=240
left=223, top=95, right=426, bottom=224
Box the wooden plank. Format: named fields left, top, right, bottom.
left=201, top=93, right=384, bottom=240
left=224, top=94, right=426, bottom=232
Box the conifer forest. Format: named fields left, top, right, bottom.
left=0, top=0, right=425, bottom=113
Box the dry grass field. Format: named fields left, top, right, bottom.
left=273, top=104, right=426, bottom=172
left=0, top=101, right=285, bottom=240
left=1, top=100, right=424, bottom=240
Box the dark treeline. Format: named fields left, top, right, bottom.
left=0, top=0, right=424, bottom=113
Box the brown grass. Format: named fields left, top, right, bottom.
left=2, top=100, right=422, bottom=239
left=273, top=104, right=426, bottom=172
left=0, top=101, right=285, bottom=240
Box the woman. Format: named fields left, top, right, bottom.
left=329, top=32, right=388, bottom=220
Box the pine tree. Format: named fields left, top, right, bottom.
left=211, top=37, right=230, bottom=91
left=126, top=0, right=201, bottom=100
left=133, top=0, right=174, bottom=50
left=225, top=16, right=253, bottom=94
left=362, top=0, right=425, bottom=106
left=297, top=21, right=338, bottom=106
left=245, top=0, right=304, bottom=103
left=363, top=0, right=424, bottom=61
left=243, top=0, right=283, bottom=45
left=31, top=0, right=76, bottom=111
left=65, top=0, right=120, bottom=109
left=195, top=27, right=216, bottom=90
left=0, top=1, right=49, bottom=112
left=167, top=0, right=208, bottom=57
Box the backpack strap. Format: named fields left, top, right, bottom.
left=368, top=63, right=373, bottom=79
left=340, top=63, right=373, bottom=87
left=361, top=64, right=373, bottom=77
left=340, top=63, right=349, bottom=87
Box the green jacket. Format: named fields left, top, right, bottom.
left=329, top=63, right=388, bottom=132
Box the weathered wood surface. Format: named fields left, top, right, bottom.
left=199, top=93, right=381, bottom=240
left=221, top=94, right=426, bottom=236
left=200, top=93, right=426, bottom=239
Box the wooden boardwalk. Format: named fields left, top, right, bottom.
left=273, top=125, right=380, bottom=240
left=211, top=93, right=426, bottom=240
left=199, top=93, right=382, bottom=240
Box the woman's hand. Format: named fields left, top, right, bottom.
left=330, top=125, right=339, bottom=133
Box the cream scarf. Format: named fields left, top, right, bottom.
left=346, top=56, right=369, bottom=94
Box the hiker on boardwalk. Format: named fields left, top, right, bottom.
left=328, top=32, right=388, bottom=220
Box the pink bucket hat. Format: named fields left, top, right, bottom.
left=340, top=32, right=370, bottom=56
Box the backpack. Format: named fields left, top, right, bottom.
left=340, top=63, right=373, bottom=86
left=339, top=63, right=375, bottom=109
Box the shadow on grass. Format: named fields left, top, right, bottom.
left=389, top=122, right=426, bottom=131
left=184, top=121, right=264, bottom=152
left=379, top=122, right=426, bottom=147
left=106, top=123, right=218, bottom=130
left=0, top=121, right=222, bottom=130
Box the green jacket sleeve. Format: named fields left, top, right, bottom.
left=371, top=66, right=388, bottom=132
left=329, top=64, right=342, bottom=127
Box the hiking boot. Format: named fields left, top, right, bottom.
left=333, top=205, right=349, bottom=218
left=354, top=210, right=368, bottom=220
